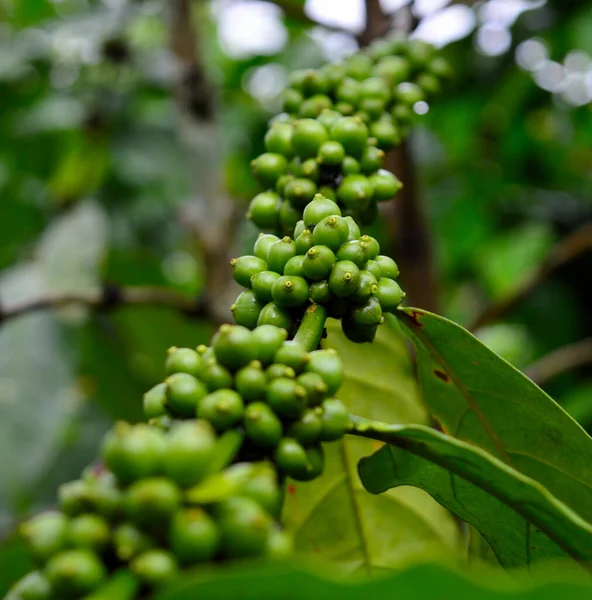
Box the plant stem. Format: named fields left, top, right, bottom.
left=293, top=304, right=328, bottom=352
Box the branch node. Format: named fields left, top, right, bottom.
left=101, top=284, right=123, bottom=310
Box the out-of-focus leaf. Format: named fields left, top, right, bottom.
left=0, top=537, right=34, bottom=598
left=282, top=317, right=460, bottom=573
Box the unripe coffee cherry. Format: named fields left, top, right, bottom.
left=344, top=215, right=361, bottom=240
left=232, top=290, right=265, bottom=330
left=274, top=341, right=309, bottom=373
left=302, top=245, right=336, bottom=281
left=264, top=123, right=293, bottom=156
left=251, top=153, right=288, bottom=187
left=235, top=361, right=267, bottom=402
left=292, top=119, right=329, bottom=159
left=329, top=260, right=361, bottom=297
left=336, top=240, right=370, bottom=269
left=272, top=438, right=309, bottom=478
left=284, top=177, right=317, bottom=209
left=267, top=237, right=297, bottom=274
left=287, top=408, right=323, bottom=445
left=66, top=514, right=110, bottom=554
left=254, top=233, right=280, bottom=262
left=251, top=270, right=281, bottom=303
left=44, top=549, right=106, bottom=598
left=360, top=146, right=385, bottom=174
left=309, top=280, right=332, bottom=305
left=165, top=372, right=208, bottom=417
left=375, top=255, right=400, bottom=279
left=241, top=464, right=282, bottom=519
left=317, top=140, right=345, bottom=166
left=363, top=259, right=382, bottom=279
left=295, top=372, right=327, bottom=407
left=330, top=117, right=369, bottom=157
left=359, top=235, right=380, bottom=259
left=282, top=88, right=303, bottom=113
left=200, top=359, right=233, bottom=391
left=335, top=77, right=361, bottom=105
left=143, top=382, right=167, bottom=420
left=394, top=82, right=426, bottom=105
left=271, top=275, right=309, bottom=308
left=312, top=215, right=350, bottom=251
left=299, top=94, right=332, bottom=118
left=351, top=270, right=378, bottom=304
left=428, top=56, right=453, bottom=79
left=266, top=377, right=308, bottom=419
left=279, top=200, right=302, bottom=231
left=305, top=349, right=343, bottom=396
left=231, top=256, right=267, bottom=288
left=130, top=549, right=178, bottom=587
left=169, top=508, right=220, bottom=566
left=344, top=53, right=373, bottom=81
left=375, top=277, right=405, bottom=312
left=283, top=255, right=306, bottom=277
left=197, top=389, right=244, bottom=432
left=252, top=324, right=288, bottom=364
left=21, top=512, right=68, bottom=563
left=124, top=478, right=181, bottom=530
left=212, top=324, right=258, bottom=371
left=266, top=364, right=296, bottom=380
left=337, top=174, right=374, bottom=209
left=342, top=155, right=361, bottom=175
left=165, top=347, right=202, bottom=377
left=342, top=316, right=379, bottom=344
left=351, top=296, right=383, bottom=327
left=163, top=420, right=216, bottom=487
left=243, top=402, right=283, bottom=447
left=369, top=169, right=402, bottom=201
left=319, top=398, right=350, bottom=441
left=8, top=571, right=52, bottom=600
left=373, top=55, right=410, bottom=84
left=113, top=523, right=153, bottom=561
left=302, top=194, right=341, bottom=227
left=369, top=119, right=400, bottom=150
left=257, top=302, right=293, bottom=331
left=317, top=108, right=343, bottom=130
left=248, top=193, right=281, bottom=230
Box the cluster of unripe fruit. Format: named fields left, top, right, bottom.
left=233, top=194, right=405, bottom=343
left=247, top=36, right=450, bottom=235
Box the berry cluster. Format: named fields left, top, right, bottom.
left=146, top=323, right=349, bottom=481
left=233, top=194, right=405, bottom=343
left=15, top=423, right=287, bottom=600
left=247, top=36, right=450, bottom=235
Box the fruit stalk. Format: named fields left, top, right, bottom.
left=293, top=304, right=328, bottom=352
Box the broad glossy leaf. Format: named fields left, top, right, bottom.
left=397, top=307, right=592, bottom=523
left=357, top=421, right=592, bottom=570
left=282, top=318, right=460, bottom=573
left=155, top=560, right=592, bottom=600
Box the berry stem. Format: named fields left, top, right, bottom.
left=293, top=304, right=328, bottom=352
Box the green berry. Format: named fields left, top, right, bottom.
left=102, top=423, right=166, bottom=485
left=351, top=270, right=378, bottom=304
left=243, top=402, right=283, bottom=448
left=165, top=372, right=207, bottom=417
left=264, top=123, right=293, bottom=156
left=292, top=118, right=329, bottom=159
left=302, top=195, right=341, bottom=227
left=369, top=169, right=402, bottom=201
left=248, top=193, right=281, bottom=230
left=124, top=477, right=181, bottom=529
left=266, top=364, right=296, bottom=380
left=269, top=112, right=292, bottom=125
left=372, top=55, right=410, bottom=85
left=274, top=341, right=309, bottom=373
left=143, top=382, right=167, bottom=420
left=406, top=39, right=435, bottom=67
left=257, top=302, right=293, bottom=331
left=294, top=220, right=305, bottom=238
left=375, top=277, right=405, bottom=311
left=283, top=254, right=305, bottom=277
left=251, top=153, right=288, bottom=187
left=290, top=68, right=328, bottom=95
left=344, top=215, right=361, bottom=240
left=366, top=37, right=393, bottom=60
left=282, top=88, right=303, bottom=113
left=416, top=72, right=441, bottom=96
left=360, top=146, right=385, bottom=174
left=299, top=94, right=332, bottom=118
left=334, top=101, right=354, bottom=115
left=231, top=255, right=267, bottom=289
left=8, top=571, right=52, bottom=600
left=45, top=550, right=105, bottom=598
left=335, top=77, right=361, bottom=105
left=359, top=96, right=386, bottom=120
left=215, top=497, right=272, bottom=559
left=317, top=108, right=343, bottom=129
left=113, top=523, right=153, bottom=561
left=376, top=255, right=400, bottom=279
left=350, top=295, right=383, bottom=327
left=58, top=480, right=91, bottom=517
left=306, top=349, right=343, bottom=396
left=197, top=389, right=244, bottom=432
left=359, top=235, right=380, bottom=259
left=165, top=347, right=202, bottom=377
left=279, top=199, right=302, bottom=232
left=318, top=185, right=337, bottom=201
left=296, top=372, right=328, bottom=407
left=320, top=62, right=347, bottom=91
left=364, top=259, right=382, bottom=279
left=394, top=82, right=426, bottom=105
left=329, top=260, right=361, bottom=297
left=337, top=174, right=374, bottom=209
left=275, top=173, right=294, bottom=196
left=342, top=155, right=361, bottom=175
left=369, top=119, right=400, bottom=150
left=267, top=237, right=296, bottom=273
left=169, top=508, right=220, bottom=566
left=330, top=117, right=368, bottom=157
left=342, top=317, right=379, bottom=343
left=297, top=444, right=325, bottom=481
left=319, top=398, right=350, bottom=441
left=345, top=54, right=373, bottom=81
left=392, top=103, right=414, bottom=126
left=235, top=361, right=267, bottom=402
left=271, top=275, right=309, bottom=308
left=309, top=280, right=332, bottom=305
left=200, top=359, right=233, bottom=391
left=130, top=549, right=178, bottom=587
left=252, top=324, right=288, bottom=364
left=212, top=324, right=258, bottom=370
left=428, top=56, right=453, bottom=79
left=266, top=377, right=308, bottom=419
left=284, top=177, right=317, bottom=209
left=336, top=240, right=370, bottom=268
left=21, top=512, right=68, bottom=563
left=163, top=420, right=216, bottom=487
left=254, top=233, right=280, bottom=261
left=241, top=464, right=282, bottom=518
left=251, top=270, right=281, bottom=303
left=232, top=290, right=265, bottom=330
left=66, top=515, right=110, bottom=554
left=317, top=140, right=345, bottom=166
left=59, top=478, right=121, bottom=521
left=302, top=245, right=336, bottom=281
left=312, top=215, right=350, bottom=251
left=300, top=158, right=320, bottom=181
left=287, top=409, right=322, bottom=445
left=273, top=438, right=308, bottom=478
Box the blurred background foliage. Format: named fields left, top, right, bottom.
left=0, top=0, right=591, bottom=583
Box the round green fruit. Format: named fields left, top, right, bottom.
left=130, top=549, right=178, bottom=588
left=369, top=119, right=400, bottom=150
left=231, top=255, right=267, bottom=288
left=266, top=364, right=296, bottom=380
left=330, top=117, right=369, bottom=157
left=200, top=359, right=233, bottom=392
left=197, top=389, right=244, bottom=432
left=124, top=477, right=181, bottom=529
left=251, top=270, right=281, bottom=303
left=232, top=290, right=265, bottom=330
left=360, top=146, right=385, bottom=174
left=369, top=169, right=402, bottom=201
left=235, top=361, right=267, bottom=402
left=375, top=277, right=405, bottom=311
left=165, top=347, right=201, bottom=377
left=143, top=382, right=167, bottom=420
left=309, top=280, right=332, bottom=305
left=373, top=55, right=410, bottom=85
left=337, top=174, right=373, bottom=209
left=21, top=512, right=68, bottom=563
left=8, top=571, right=52, bottom=600
left=336, top=240, right=370, bottom=269
left=284, top=177, right=317, bottom=209
left=267, top=237, right=297, bottom=274
left=342, top=317, right=379, bottom=344
left=302, top=245, right=336, bottom=281
left=274, top=341, right=309, bottom=373
left=266, top=377, right=308, bottom=419
left=264, top=123, right=293, bottom=156
left=319, top=398, right=350, bottom=441
left=344, top=54, right=373, bottom=81
left=306, top=349, right=343, bottom=396
left=252, top=324, right=288, bottom=364
left=312, top=215, right=350, bottom=251
left=254, top=233, right=280, bottom=262
left=292, top=118, right=329, bottom=159
left=329, top=260, right=361, bottom=297
left=350, top=295, right=383, bottom=327
left=317, top=140, right=345, bottom=166
left=251, top=152, right=288, bottom=187
left=283, top=254, right=305, bottom=277
left=165, top=372, right=208, bottom=417
left=212, top=324, right=258, bottom=371
left=248, top=192, right=281, bottom=230
left=287, top=409, right=323, bottom=445
left=394, top=82, right=426, bottom=105
left=296, top=372, right=328, bottom=407
left=302, top=195, right=341, bottom=227
left=243, top=402, right=283, bottom=448
left=169, top=508, right=220, bottom=566
left=271, top=275, right=309, bottom=308
left=298, top=93, right=332, bottom=118
left=113, top=523, right=153, bottom=561
left=279, top=199, right=303, bottom=231
left=44, top=550, right=105, bottom=598
left=66, top=514, right=110, bottom=554
left=375, top=255, right=400, bottom=279
left=257, top=302, right=293, bottom=332
left=273, top=437, right=308, bottom=478
left=295, top=229, right=314, bottom=255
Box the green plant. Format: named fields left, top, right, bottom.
left=5, top=25, right=592, bottom=600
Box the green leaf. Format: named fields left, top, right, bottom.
left=396, top=307, right=592, bottom=523
left=155, top=560, right=592, bottom=600
left=356, top=420, right=592, bottom=571
left=281, top=317, right=461, bottom=573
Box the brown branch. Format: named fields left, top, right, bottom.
left=525, top=338, right=592, bottom=386
left=358, top=0, right=391, bottom=46
left=269, top=0, right=361, bottom=36
left=469, top=223, right=592, bottom=332
left=0, top=286, right=214, bottom=323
